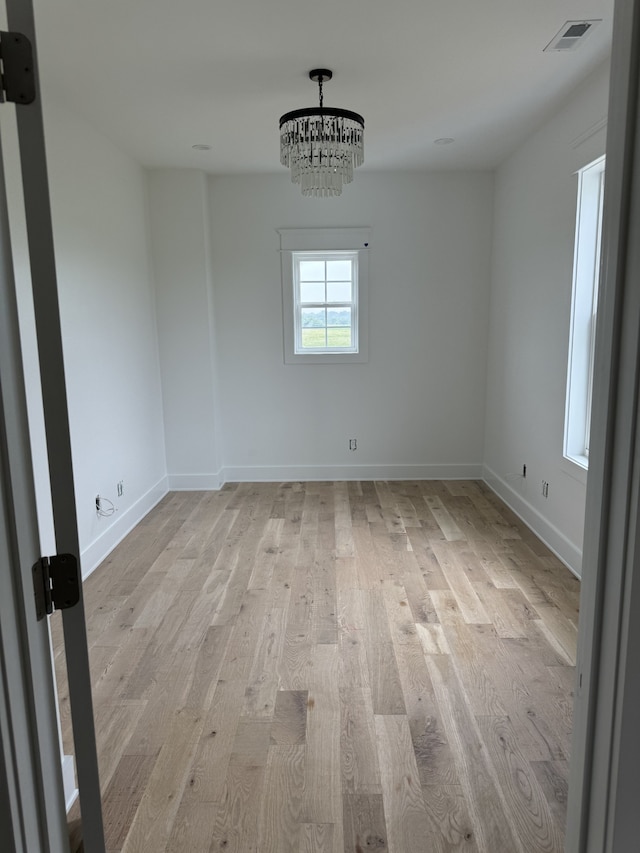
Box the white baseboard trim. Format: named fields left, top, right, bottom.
left=80, top=475, right=169, bottom=580
left=482, top=465, right=582, bottom=578
left=222, top=463, right=483, bottom=483
left=168, top=471, right=224, bottom=491
left=62, top=754, right=78, bottom=812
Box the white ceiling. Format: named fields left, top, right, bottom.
left=33, top=0, right=613, bottom=174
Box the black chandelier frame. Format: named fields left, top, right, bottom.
left=278, top=69, right=365, bottom=132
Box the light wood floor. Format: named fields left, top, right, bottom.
left=53, top=480, right=579, bottom=853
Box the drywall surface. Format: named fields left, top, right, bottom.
left=147, top=169, right=222, bottom=488
left=484, top=61, right=610, bottom=575
left=42, top=96, right=167, bottom=570
left=208, top=171, right=494, bottom=481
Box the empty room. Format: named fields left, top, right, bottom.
left=4, top=0, right=639, bottom=852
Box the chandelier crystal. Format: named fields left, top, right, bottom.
left=279, top=69, right=364, bottom=198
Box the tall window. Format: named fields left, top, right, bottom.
left=564, top=155, right=605, bottom=469
left=278, top=227, right=370, bottom=364
left=293, top=252, right=358, bottom=354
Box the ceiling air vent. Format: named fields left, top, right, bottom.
left=544, top=20, right=602, bottom=52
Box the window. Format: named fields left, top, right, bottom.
left=294, top=253, right=358, bottom=354
left=564, top=155, right=605, bottom=470
left=279, top=227, right=370, bottom=364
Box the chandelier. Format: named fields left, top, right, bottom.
left=279, top=69, right=365, bottom=198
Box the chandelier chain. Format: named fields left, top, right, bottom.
left=318, top=75, right=324, bottom=108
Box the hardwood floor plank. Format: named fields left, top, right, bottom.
left=425, top=654, right=523, bottom=853
left=421, top=785, right=480, bottom=852
left=471, top=580, right=529, bottom=639
left=430, top=543, right=491, bottom=625
left=181, top=676, right=246, bottom=803
left=101, top=753, right=156, bottom=851
left=425, top=496, right=465, bottom=542
left=394, top=640, right=459, bottom=787
left=243, top=605, right=289, bottom=717
left=360, top=591, right=406, bottom=715
left=299, top=823, right=334, bottom=853
left=257, top=745, right=305, bottom=853
left=337, top=588, right=370, bottom=690
left=430, top=590, right=506, bottom=717
left=375, top=714, right=445, bottom=853
left=165, top=802, right=218, bottom=853
left=475, top=715, right=563, bottom=852
left=271, top=690, right=309, bottom=745
left=530, top=759, right=570, bottom=834
left=182, top=624, right=232, bottom=708
left=342, top=794, right=388, bottom=853
left=339, top=687, right=382, bottom=795
left=208, top=762, right=265, bottom=853
left=302, top=646, right=342, bottom=831
left=230, top=718, right=272, bottom=767
left=120, top=707, right=204, bottom=853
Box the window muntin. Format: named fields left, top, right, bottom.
left=294, top=252, right=358, bottom=354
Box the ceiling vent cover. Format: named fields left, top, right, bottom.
left=544, top=20, right=602, bottom=52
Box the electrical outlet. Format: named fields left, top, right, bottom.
left=117, top=480, right=123, bottom=497
left=542, top=480, right=549, bottom=498
left=349, top=438, right=357, bottom=451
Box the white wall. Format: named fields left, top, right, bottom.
left=41, top=97, right=168, bottom=574
left=484, top=61, right=610, bottom=575
left=147, top=169, right=222, bottom=488
left=207, top=171, right=494, bottom=481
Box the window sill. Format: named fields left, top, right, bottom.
left=562, top=454, right=588, bottom=485
left=285, top=350, right=368, bottom=365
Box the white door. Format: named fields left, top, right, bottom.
left=0, top=0, right=105, bottom=850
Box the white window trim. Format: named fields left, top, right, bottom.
left=278, top=227, right=370, bottom=364
left=564, top=154, right=605, bottom=472
left=293, top=251, right=359, bottom=355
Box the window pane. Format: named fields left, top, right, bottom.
left=301, top=307, right=325, bottom=327
left=326, top=259, right=352, bottom=281
left=299, top=260, right=325, bottom=281
left=327, top=327, right=352, bottom=348
left=301, top=307, right=326, bottom=347
left=327, top=307, right=351, bottom=328
left=326, top=281, right=351, bottom=302
left=300, top=281, right=325, bottom=303
left=301, top=327, right=327, bottom=348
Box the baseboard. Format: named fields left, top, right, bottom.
left=222, top=463, right=483, bottom=482
left=483, top=465, right=582, bottom=578
left=80, top=475, right=169, bottom=579
left=62, top=754, right=77, bottom=812
left=168, top=471, right=224, bottom=490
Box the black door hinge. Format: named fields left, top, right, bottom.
left=33, top=554, right=80, bottom=621
left=0, top=31, right=35, bottom=105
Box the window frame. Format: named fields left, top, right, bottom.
left=278, top=227, right=370, bottom=364
left=564, top=154, right=605, bottom=472
left=293, top=251, right=359, bottom=355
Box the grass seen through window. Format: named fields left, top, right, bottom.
left=301, top=327, right=352, bottom=348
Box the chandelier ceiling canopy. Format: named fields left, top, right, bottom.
left=279, top=69, right=365, bottom=198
